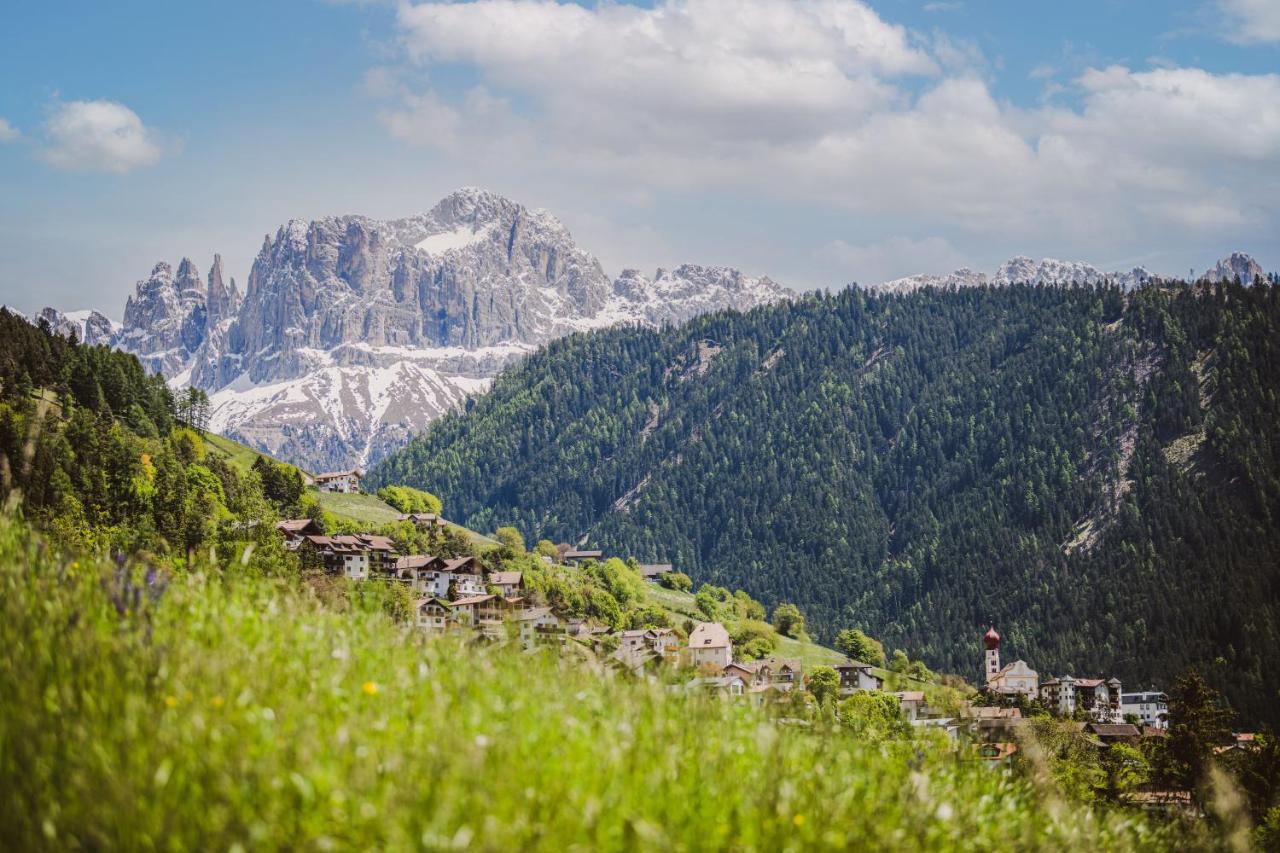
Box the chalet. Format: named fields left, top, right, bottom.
left=299, top=534, right=397, bottom=580
left=1085, top=723, right=1141, bottom=746
left=835, top=660, right=882, bottom=694
left=969, top=706, right=1023, bottom=740
left=406, top=555, right=486, bottom=599
left=685, top=622, right=733, bottom=669
left=724, top=661, right=767, bottom=687
left=416, top=597, right=455, bottom=633
left=314, top=468, right=362, bottom=494
left=275, top=518, right=322, bottom=550
left=759, top=658, right=804, bottom=691
left=390, top=555, right=446, bottom=591
left=514, top=607, right=564, bottom=646
left=449, top=594, right=500, bottom=630
left=488, top=571, right=523, bottom=597
left=1121, top=690, right=1168, bottom=730
left=398, top=512, right=447, bottom=530
left=637, top=563, right=674, bottom=583
left=645, top=628, right=681, bottom=662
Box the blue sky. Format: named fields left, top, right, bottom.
left=1, top=0, right=1277, bottom=315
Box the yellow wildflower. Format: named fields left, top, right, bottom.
left=212, top=696, right=225, bottom=709
left=362, top=681, right=378, bottom=696
left=793, top=815, right=805, bottom=828
left=164, top=695, right=178, bottom=708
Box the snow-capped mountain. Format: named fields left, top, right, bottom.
left=48, top=188, right=789, bottom=471
left=37, top=307, right=119, bottom=346
left=872, top=255, right=1163, bottom=293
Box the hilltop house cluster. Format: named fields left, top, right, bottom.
left=272, top=515, right=907, bottom=705
left=982, top=626, right=1168, bottom=729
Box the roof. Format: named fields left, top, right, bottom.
left=416, top=597, right=454, bottom=610
left=1087, top=724, right=1140, bottom=738
left=762, top=658, right=802, bottom=672
left=276, top=518, right=319, bottom=534
left=394, top=555, right=442, bottom=570
left=315, top=468, right=362, bottom=480
left=398, top=513, right=446, bottom=525
left=450, top=594, right=498, bottom=607
left=637, top=563, right=674, bottom=577
left=894, top=691, right=926, bottom=702
left=1074, top=678, right=1105, bottom=688
left=488, top=571, right=522, bottom=586
left=687, top=676, right=745, bottom=689
left=515, top=607, right=554, bottom=621
left=972, top=706, right=1022, bottom=719
left=983, top=626, right=1000, bottom=650
left=835, top=660, right=874, bottom=671
left=563, top=549, right=604, bottom=560
left=688, top=622, right=731, bottom=649
left=443, top=556, right=479, bottom=572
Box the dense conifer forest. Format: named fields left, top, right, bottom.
left=372, top=280, right=1280, bottom=725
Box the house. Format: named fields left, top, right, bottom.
left=488, top=571, right=523, bottom=597
left=637, top=563, right=674, bottom=583
left=835, top=660, right=882, bottom=694
left=724, top=661, right=767, bottom=687
left=1042, top=676, right=1122, bottom=722
left=275, top=518, right=322, bottom=549
left=645, top=628, right=681, bottom=662
left=299, top=534, right=397, bottom=580
left=893, top=691, right=929, bottom=722
left=969, top=706, right=1024, bottom=740
left=398, top=512, right=447, bottom=530
left=514, top=607, right=564, bottom=646
left=685, top=622, right=733, bottom=669
left=687, top=675, right=746, bottom=698
left=449, top=594, right=503, bottom=632
left=314, top=468, right=362, bottom=494
left=407, top=555, right=486, bottom=599
left=416, top=597, right=456, bottom=633
left=1121, top=691, right=1168, bottom=730
left=982, top=627, right=1039, bottom=701
left=1085, top=723, right=1141, bottom=746
left=390, top=555, right=447, bottom=592
left=761, top=658, right=804, bottom=691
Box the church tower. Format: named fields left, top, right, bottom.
left=983, top=626, right=1001, bottom=685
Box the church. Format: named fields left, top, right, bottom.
left=983, top=626, right=1039, bottom=701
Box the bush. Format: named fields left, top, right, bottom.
left=376, top=484, right=443, bottom=515
left=771, top=602, right=804, bottom=639
left=659, top=570, right=693, bottom=592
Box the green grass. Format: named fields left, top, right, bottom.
left=0, top=517, right=1172, bottom=851
left=315, top=488, right=499, bottom=546
left=203, top=432, right=306, bottom=477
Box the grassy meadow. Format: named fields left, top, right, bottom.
left=0, top=517, right=1178, bottom=851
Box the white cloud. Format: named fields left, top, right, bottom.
left=378, top=0, right=1280, bottom=270
left=0, top=118, right=18, bottom=142
left=1220, top=0, right=1280, bottom=43
left=40, top=99, right=166, bottom=174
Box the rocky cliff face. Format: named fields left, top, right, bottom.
left=1202, top=251, right=1266, bottom=284
left=57, top=188, right=790, bottom=472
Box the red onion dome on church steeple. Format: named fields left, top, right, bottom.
left=983, top=626, right=1000, bottom=650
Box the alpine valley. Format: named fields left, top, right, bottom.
left=40, top=188, right=789, bottom=472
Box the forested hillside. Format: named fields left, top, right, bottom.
left=372, top=280, right=1280, bottom=725
left=0, top=309, right=304, bottom=559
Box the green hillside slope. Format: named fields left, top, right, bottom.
left=370, top=281, right=1280, bottom=725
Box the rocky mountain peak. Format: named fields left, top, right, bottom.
left=1202, top=252, right=1265, bottom=284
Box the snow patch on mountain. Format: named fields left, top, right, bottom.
left=870, top=256, right=1165, bottom=293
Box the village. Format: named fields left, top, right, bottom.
left=276, top=468, right=1252, bottom=788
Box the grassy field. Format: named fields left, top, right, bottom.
left=0, top=517, right=1174, bottom=851
left=314, top=488, right=406, bottom=525
left=203, top=432, right=300, bottom=477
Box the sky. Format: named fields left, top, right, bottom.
left=1, top=0, right=1277, bottom=316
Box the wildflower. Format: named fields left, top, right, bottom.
left=164, top=695, right=178, bottom=708
left=793, top=815, right=805, bottom=827
left=212, top=695, right=225, bottom=708
left=362, top=681, right=378, bottom=696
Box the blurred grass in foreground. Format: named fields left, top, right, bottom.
left=0, top=517, right=1174, bottom=851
